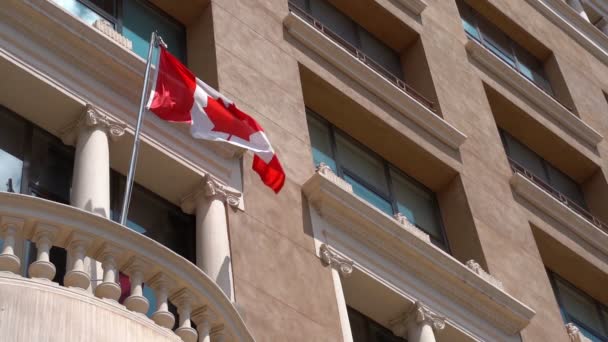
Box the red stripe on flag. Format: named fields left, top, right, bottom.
left=252, top=155, right=285, bottom=193
left=149, top=48, right=196, bottom=123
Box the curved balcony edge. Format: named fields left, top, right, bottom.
left=0, top=192, right=255, bottom=342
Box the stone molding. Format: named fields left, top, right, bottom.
left=465, top=39, right=603, bottom=148
left=92, top=19, right=132, bottom=50
left=60, top=104, right=126, bottom=145
left=0, top=191, right=255, bottom=342
left=284, top=11, right=467, bottom=150
left=180, top=175, right=243, bottom=213
left=319, top=244, right=354, bottom=277
left=522, top=0, right=608, bottom=67
left=510, top=172, right=608, bottom=256
left=465, top=260, right=504, bottom=290
left=390, top=301, right=446, bottom=337
left=303, top=168, right=536, bottom=337
left=565, top=323, right=593, bottom=342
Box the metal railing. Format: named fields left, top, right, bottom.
left=509, top=158, right=608, bottom=233
left=467, top=34, right=575, bottom=114
left=288, top=2, right=438, bottom=113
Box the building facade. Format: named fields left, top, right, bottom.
left=0, top=0, right=607, bottom=341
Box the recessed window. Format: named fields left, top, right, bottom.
left=549, top=271, right=608, bottom=342
left=55, top=0, right=187, bottom=61
left=307, top=109, right=448, bottom=250
left=456, top=0, right=553, bottom=95
left=500, top=129, right=586, bottom=209
left=348, top=307, right=405, bottom=342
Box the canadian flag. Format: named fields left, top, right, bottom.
left=148, top=47, right=285, bottom=193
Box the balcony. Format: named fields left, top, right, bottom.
left=523, top=0, right=608, bottom=66
left=284, top=2, right=467, bottom=150
left=509, top=158, right=608, bottom=256
left=465, top=38, right=603, bottom=148
left=303, top=165, right=535, bottom=341
left=0, top=192, right=254, bottom=342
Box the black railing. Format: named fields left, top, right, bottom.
left=467, top=35, right=575, bottom=114
left=509, top=158, right=608, bottom=233
left=288, top=2, right=438, bottom=113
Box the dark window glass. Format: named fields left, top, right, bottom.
left=306, top=110, right=448, bottom=251
left=455, top=0, right=553, bottom=94
left=0, top=107, right=25, bottom=194
left=500, top=130, right=586, bottom=209
left=549, top=271, right=608, bottom=342
left=348, top=307, right=406, bottom=342
left=298, top=0, right=402, bottom=79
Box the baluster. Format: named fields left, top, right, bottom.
left=172, top=289, right=198, bottom=342
left=94, top=244, right=122, bottom=301
left=64, top=233, right=92, bottom=289
left=123, top=257, right=149, bottom=314
left=0, top=217, right=24, bottom=274
left=28, top=224, right=58, bottom=280
left=149, top=273, right=175, bottom=329
left=192, top=307, right=216, bottom=342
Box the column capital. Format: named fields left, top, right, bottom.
left=319, top=244, right=353, bottom=277
left=61, top=104, right=126, bottom=145
left=180, top=174, right=242, bottom=213
left=390, top=301, right=446, bottom=337
left=465, top=260, right=503, bottom=289
left=0, top=216, right=25, bottom=234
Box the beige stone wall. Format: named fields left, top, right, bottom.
left=183, top=0, right=608, bottom=341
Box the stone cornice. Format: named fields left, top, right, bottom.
left=180, top=174, right=243, bottom=213
left=319, top=244, right=354, bottom=277
left=284, top=11, right=467, bottom=151
left=510, top=172, right=608, bottom=256
left=60, top=104, right=126, bottom=145
left=394, top=0, right=427, bottom=15
left=465, top=260, right=504, bottom=290
left=303, top=167, right=535, bottom=336
left=523, top=0, right=608, bottom=67
left=390, top=301, right=446, bottom=337
left=465, top=39, right=603, bottom=148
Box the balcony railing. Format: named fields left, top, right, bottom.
left=0, top=192, right=254, bottom=342
left=508, top=158, right=608, bottom=233
left=287, top=1, right=438, bottom=113
left=466, top=34, right=575, bottom=114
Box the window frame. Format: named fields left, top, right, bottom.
left=548, top=270, right=608, bottom=341
left=307, top=108, right=449, bottom=250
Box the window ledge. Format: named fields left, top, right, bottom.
left=394, top=0, right=427, bottom=15
left=510, top=172, right=608, bottom=256
left=284, top=12, right=467, bottom=150
left=523, top=0, right=608, bottom=67
left=465, top=39, right=603, bottom=148
left=303, top=166, right=535, bottom=336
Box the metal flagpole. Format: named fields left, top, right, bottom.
left=119, top=31, right=160, bottom=225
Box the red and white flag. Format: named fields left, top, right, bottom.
left=147, top=47, right=285, bottom=193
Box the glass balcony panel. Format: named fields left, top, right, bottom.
left=557, top=280, right=606, bottom=336
left=307, top=113, right=337, bottom=172
left=344, top=174, right=393, bottom=215
left=0, top=108, right=25, bottom=194
left=53, top=0, right=108, bottom=26
left=336, top=133, right=389, bottom=195
left=390, top=169, right=442, bottom=240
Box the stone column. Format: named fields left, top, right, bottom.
left=566, top=0, right=591, bottom=22
left=391, top=301, right=446, bottom=342
left=319, top=244, right=355, bottom=342
left=61, top=104, right=125, bottom=290
left=181, top=175, right=241, bottom=301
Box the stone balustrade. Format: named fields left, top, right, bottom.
left=0, top=191, right=253, bottom=342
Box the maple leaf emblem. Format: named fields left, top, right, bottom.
left=205, top=96, right=258, bottom=141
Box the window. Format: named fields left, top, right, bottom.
left=348, top=307, right=406, bottom=342
left=56, top=0, right=186, bottom=61
left=307, top=109, right=448, bottom=249
left=292, top=0, right=403, bottom=79
left=549, top=271, right=608, bottom=342
left=455, top=0, right=554, bottom=95
left=500, top=130, right=587, bottom=209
